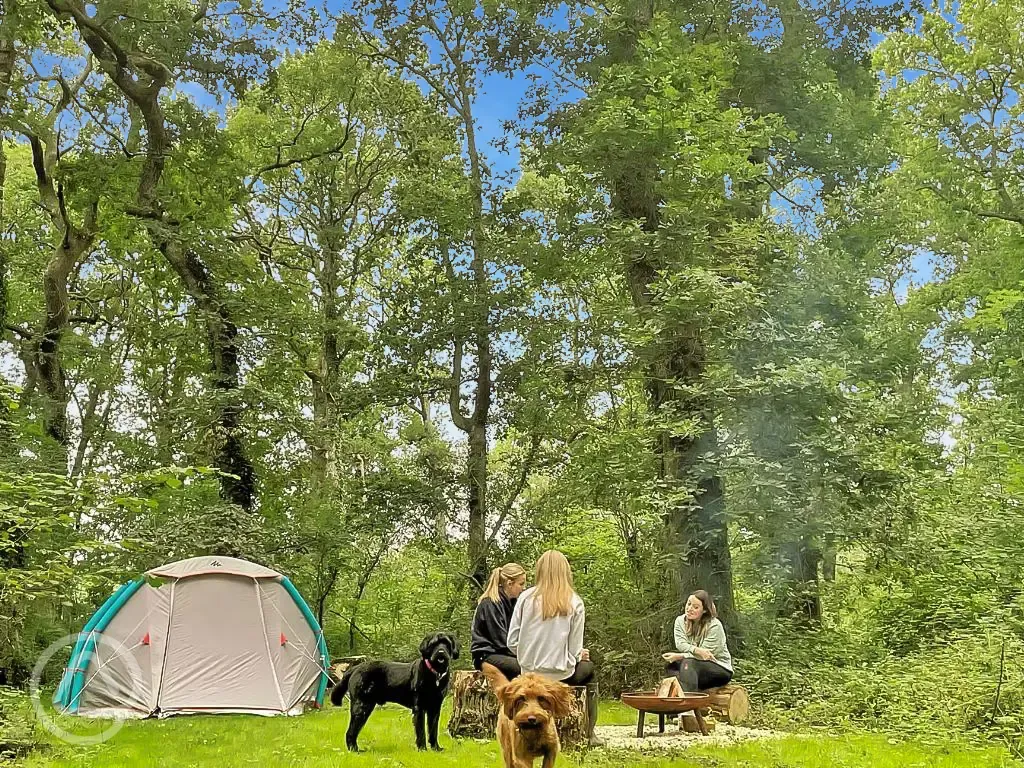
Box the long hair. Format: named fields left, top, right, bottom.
left=684, top=589, right=718, bottom=642
left=534, top=550, right=575, bottom=619
left=478, top=563, right=526, bottom=604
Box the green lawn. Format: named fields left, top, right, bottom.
left=21, top=699, right=1020, bottom=767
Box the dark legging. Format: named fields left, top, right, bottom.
left=476, top=653, right=521, bottom=680
left=666, top=658, right=732, bottom=691
left=481, top=657, right=594, bottom=686
left=560, top=659, right=595, bottom=686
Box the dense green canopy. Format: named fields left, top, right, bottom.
left=2, top=0, right=1023, bottom=753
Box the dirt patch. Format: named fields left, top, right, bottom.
left=594, top=722, right=785, bottom=753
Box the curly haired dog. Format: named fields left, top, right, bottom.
left=482, top=666, right=573, bottom=768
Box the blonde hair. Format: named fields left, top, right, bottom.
left=478, top=563, right=526, bottom=604
left=534, top=550, right=575, bottom=619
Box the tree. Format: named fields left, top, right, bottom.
left=9, top=58, right=98, bottom=465
left=876, top=0, right=1024, bottom=537
left=868, top=0, right=1024, bottom=646
left=42, top=0, right=276, bottom=510
left=527, top=4, right=782, bottom=622
left=340, top=0, right=528, bottom=595
left=499, top=0, right=912, bottom=625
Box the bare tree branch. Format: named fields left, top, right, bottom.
left=485, top=433, right=542, bottom=549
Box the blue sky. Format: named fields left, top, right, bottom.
left=169, top=0, right=943, bottom=296
left=184, top=0, right=933, bottom=210
left=179, top=1, right=540, bottom=181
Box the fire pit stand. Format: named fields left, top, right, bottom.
left=619, top=692, right=712, bottom=737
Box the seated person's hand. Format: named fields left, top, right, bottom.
left=661, top=652, right=683, bottom=662
left=693, top=647, right=715, bottom=661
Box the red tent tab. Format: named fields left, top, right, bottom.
left=280, top=632, right=287, bottom=646
left=142, top=632, right=150, bottom=646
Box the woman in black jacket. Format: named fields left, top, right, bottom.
left=471, top=563, right=527, bottom=679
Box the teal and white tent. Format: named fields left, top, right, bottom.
left=55, top=556, right=330, bottom=718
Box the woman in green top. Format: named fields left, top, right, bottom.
left=661, top=590, right=733, bottom=691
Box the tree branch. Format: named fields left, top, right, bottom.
left=4, top=323, right=33, bottom=340
left=448, top=331, right=472, bottom=432
left=485, top=433, right=542, bottom=548
left=192, top=0, right=210, bottom=23
left=920, top=183, right=1024, bottom=225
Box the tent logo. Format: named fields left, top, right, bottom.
left=210, top=560, right=222, bottom=566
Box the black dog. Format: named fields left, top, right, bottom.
left=330, top=632, right=460, bottom=751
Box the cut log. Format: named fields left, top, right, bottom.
left=656, top=676, right=683, bottom=698
left=704, top=684, right=749, bottom=724
left=328, top=656, right=367, bottom=683
left=556, top=686, right=589, bottom=750
left=447, top=669, right=498, bottom=739
left=447, top=669, right=589, bottom=750
left=679, top=711, right=716, bottom=733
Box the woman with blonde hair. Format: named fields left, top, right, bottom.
left=507, top=550, right=604, bottom=746
left=471, top=563, right=527, bottom=679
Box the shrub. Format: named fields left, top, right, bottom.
left=0, top=688, right=39, bottom=762
left=743, top=630, right=1024, bottom=748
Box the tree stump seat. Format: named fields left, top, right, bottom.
left=447, top=669, right=590, bottom=750
left=328, top=656, right=367, bottom=683
left=703, top=683, right=749, bottom=724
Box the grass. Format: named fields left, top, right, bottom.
left=20, top=699, right=1021, bottom=767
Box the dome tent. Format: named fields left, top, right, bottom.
left=54, top=556, right=330, bottom=718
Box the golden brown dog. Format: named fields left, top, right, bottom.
left=482, top=666, right=573, bottom=768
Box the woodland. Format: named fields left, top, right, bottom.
left=1, top=0, right=1024, bottom=761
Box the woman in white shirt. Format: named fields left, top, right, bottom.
left=507, top=549, right=603, bottom=746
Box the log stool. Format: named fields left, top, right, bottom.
left=704, top=684, right=749, bottom=724
left=447, top=669, right=590, bottom=749
left=328, top=656, right=367, bottom=683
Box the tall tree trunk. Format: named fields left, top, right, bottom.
left=449, top=316, right=491, bottom=597
left=25, top=110, right=98, bottom=469
left=352, top=5, right=496, bottom=601
left=5, top=54, right=95, bottom=469
left=309, top=237, right=342, bottom=492
left=466, top=420, right=489, bottom=588
left=445, top=57, right=492, bottom=599
left=463, top=69, right=493, bottom=596
left=605, top=1, right=735, bottom=622
left=35, top=208, right=94, bottom=456
left=159, top=241, right=255, bottom=511
left=47, top=0, right=258, bottom=512
left=777, top=535, right=822, bottom=623
left=450, top=254, right=492, bottom=597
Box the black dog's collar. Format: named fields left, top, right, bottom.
left=424, top=658, right=447, bottom=686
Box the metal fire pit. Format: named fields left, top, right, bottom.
left=620, top=691, right=712, bottom=737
